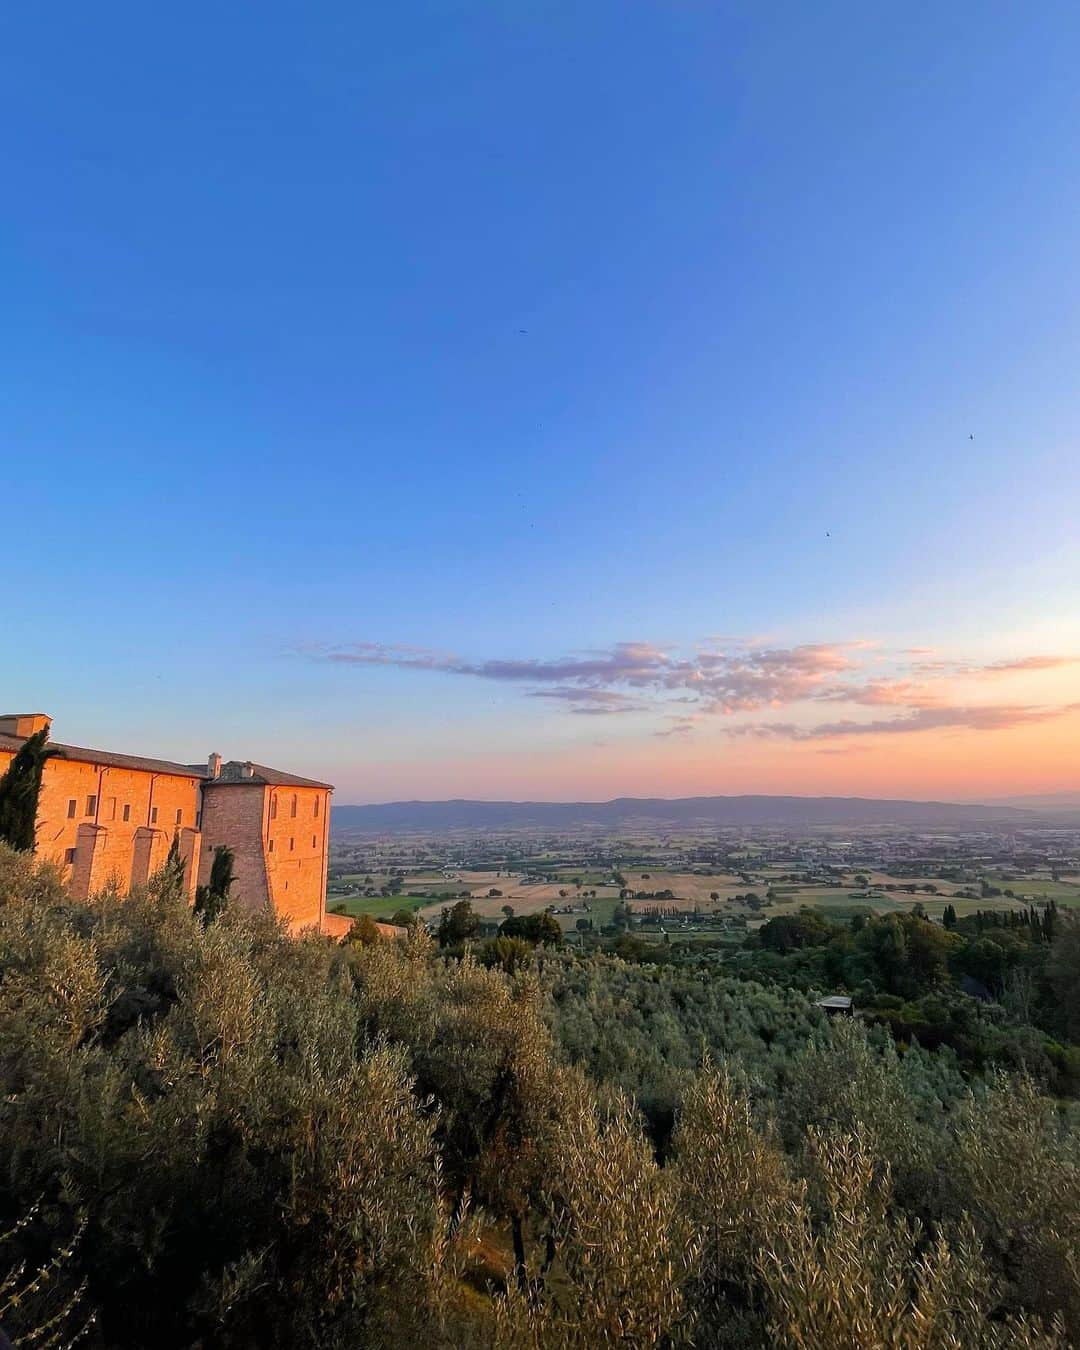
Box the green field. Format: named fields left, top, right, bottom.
left=551, top=895, right=621, bottom=933
left=983, top=876, right=1080, bottom=903
left=325, top=894, right=431, bottom=920
left=763, top=887, right=904, bottom=914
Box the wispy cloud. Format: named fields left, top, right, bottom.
left=978, top=655, right=1075, bottom=675
left=528, top=687, right=647, bottom=715
left=300, top=637, right=1080, bottom=743
left=912, top=654, right=1077, bottom=678
left=729, top=702, right=1080, bottom=742
left=654, top=717, right=700, bottom=738
left=307, top=639, right=860, bottom=713
left=815, top=678, right=942, bottom=708
left=315, top=640, right=674, bottom=686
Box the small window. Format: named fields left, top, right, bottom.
left=122, top=804, right=131, bottom=822
left=288, top=837, right=295, bottom=851
left=270, top=797, right=278, bottom=820
left=312, top=835, right=317, bottom=849
left=290, top=794, right=297, bottom=818
left=64, top=847, right=76, bottom=865
left=67, top=799, right=76, bottom=819
left=151, top=806, right=158, bottom=825
left=107, top=797, right=116, bottom=821
left=175, top=808, right=183, bottom=826
left=268, top=839, right=275, bottom=853
left=313, top=797, right=320, bottom=818
left=85, top=794, right=97, bottom=816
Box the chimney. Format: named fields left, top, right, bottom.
left=0, top=713, right=52, bottom=738
left=240, top=762, right=254, bottom=779
left=207, top=752, right=222, bottom=780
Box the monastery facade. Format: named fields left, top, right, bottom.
left=0, top=713, right=333, bottom=933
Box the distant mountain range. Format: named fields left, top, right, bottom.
left=982, top=791, right=1080, bottom=813
left=331, top=794, right=1044, bottom=833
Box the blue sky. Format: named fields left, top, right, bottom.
left=2, top=2, right=1079, bottom=800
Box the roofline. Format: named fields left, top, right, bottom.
left=204, top=774, right=335, bottom=791
left=0, top=736, right=206, bottom=780
left=0, top=736, right=333, bottom=790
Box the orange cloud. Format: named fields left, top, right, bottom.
left=303, top=635, right=1080, bottom=767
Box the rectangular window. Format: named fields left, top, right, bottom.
left=67, top=799, right=76, bottom=819
left=108, top=797, right=117, bottom=821
left=313, top=797, right=320, bottom=818
left=312, top=835, right=317, bottom=849
left=64, top=848, right=76, bottom=865
left=290, top=795, right=297, bottom=818
left=85, top=795, right=97, bottom=816
left=122, top=804, right=131, bottom=823
left=289, top=837, right=294, bottom=851
left=175, top=808, right=183, bottom=826
left=268, top=839, right=275, bottom=853
left=151, top=806, right=158, bottom=825
left=271, top=797, right=278, bottom=820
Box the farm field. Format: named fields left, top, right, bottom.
left=326, top=894, right=431, bottom=920
left=416, top=886, right=621, bottom=925
left=983, top=875, right=1080, bottom=902
left=776, top=886, right=902, bottom=911
left=330, top=866, right=1080, bottom=931
left=620, top=872, right=751, bottom=906
left=335, top=870, right=990, bottom=928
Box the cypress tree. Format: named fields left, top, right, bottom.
left=0, top=727, right=61, bottom=852
left=154, top=831, right=189, bottom=903
left=193, top=844, right=235, bottom=925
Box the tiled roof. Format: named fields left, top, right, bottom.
left=0, top=734, right=203, bottom=779
left=0, top=737, right=332, bottom=791
left=208, top=761, right=334, bottom=790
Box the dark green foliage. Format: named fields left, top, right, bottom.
left=159, top=830, right=187, bottom=900
left=0, top=728, right=60, bottom=852
left=539, top=950, right=834, bottom=1144
left=757, top=907, right=832, bottom=953
left=346, top=912, right=383, bottom=946
left=0, top=844, right=455, bottom=1349
left=193, top=844, right=234, bottom=925
left=482, top=934, right=533, bottom=972
left=500, top=911, right=563, bottom=946
left=733, top=903, right=1080, bottom=1093
left=437, top=898, right=479, bottom=946
left=0, top=843, right=1076, bottom=1349
left=1046, top=911, right=1080, bottom=1042
left=0, top=1203, right=94, bottom=1346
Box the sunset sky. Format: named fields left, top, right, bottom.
left=3, top=2, right=1079, bottom=803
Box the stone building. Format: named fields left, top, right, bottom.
left=0, top=713, right=333, bottom=933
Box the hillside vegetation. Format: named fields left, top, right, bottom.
left=0, top=843, right=1077, bottom=1348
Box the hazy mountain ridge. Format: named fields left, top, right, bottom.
left=983, top=790, right=1080, bottom=812
left=332, top=794, right=1038, bottom=832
